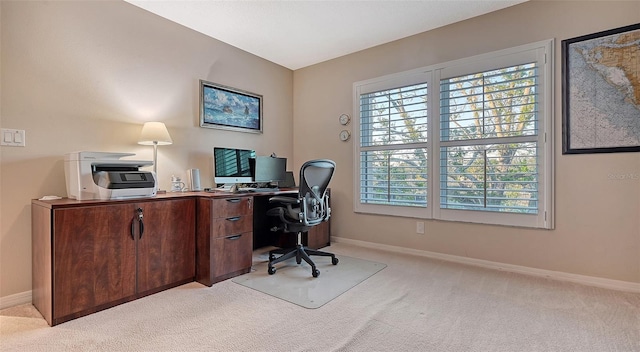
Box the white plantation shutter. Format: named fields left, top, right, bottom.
left=359, top=83, right=428, bottom=208
left=439, top=63, right=539, bottom=214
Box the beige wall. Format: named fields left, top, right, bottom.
left=0, top=1, right=293, bottom=297
left=293, top=1, right=640, bottom=283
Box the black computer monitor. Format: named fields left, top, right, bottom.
left=251, top=156, right=287, bottom=184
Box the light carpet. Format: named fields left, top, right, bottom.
left=1, top=242, right=639, bottom=351
left=232, top=254, right=386, bottom=308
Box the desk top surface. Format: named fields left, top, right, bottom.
left=32, top=188, right=299, bottom=209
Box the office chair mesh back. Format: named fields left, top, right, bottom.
left=298, top=159, right=335, bottom=227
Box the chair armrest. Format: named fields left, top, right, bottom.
left=269, top=196, right=299, bottom=205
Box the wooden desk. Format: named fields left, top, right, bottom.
left=195, top=189, right=331, bottom=286
left=31, top=189, right=330, bottom=325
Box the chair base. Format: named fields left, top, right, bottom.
left=268, top=244, right=338, bottom=278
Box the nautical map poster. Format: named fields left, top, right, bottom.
left=562, top=23, right=640, bottom=154
left=199, top=80, right=263, bottom=133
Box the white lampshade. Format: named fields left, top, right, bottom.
left=138, top=122, right=173, bottom=145
left=138, top=122, right=172, bottom=185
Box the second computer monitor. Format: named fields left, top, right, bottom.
left=251, top=156, right=287, bottom=184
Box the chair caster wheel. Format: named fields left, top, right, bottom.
left=312, top=269, right=320, bottom=278
left=268, top=267, right=276, bottom=275
left=332, top=257, right=339, bottom=265
left=269, top=254, right=275, bottom=261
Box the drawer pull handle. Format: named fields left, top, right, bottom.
left=226, top=216, right=241, bottom=222
left=226, top=198, right=241, bottom=203
left=130, top=208, right=144, bottom=240
left=226, top=234, right=242, bottom=240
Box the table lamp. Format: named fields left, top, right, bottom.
left=138, top=122, right=173, bottom=184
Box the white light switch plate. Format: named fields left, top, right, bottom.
left=0, top=129, right=26, bottom=147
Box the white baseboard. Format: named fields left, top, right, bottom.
left=0, top=290, right=32, bottom=310
left=2, top=238, right=637, bottom=308
left=333, top=237, right=640, bottom=294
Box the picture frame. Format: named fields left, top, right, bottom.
left=561, top=23, right=640, bottom=154
left=199, top=80, right=263, bottom=133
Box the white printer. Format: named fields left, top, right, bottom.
left=65, top=151, right=157, bottom=200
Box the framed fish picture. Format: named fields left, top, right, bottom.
left=199, top=80, right=263, bottom=133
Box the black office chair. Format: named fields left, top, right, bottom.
left=266, top=159, right=338, bottom=277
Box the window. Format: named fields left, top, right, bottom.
left=353, top=40, right=554, bottom=228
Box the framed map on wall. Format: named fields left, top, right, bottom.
left=562, top=23, right=640, bottom=154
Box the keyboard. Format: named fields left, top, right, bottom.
left=210, top=187, right=280, bottom=193
left=250, top=188, right=280, bottom=192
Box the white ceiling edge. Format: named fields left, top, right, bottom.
left=124, top=0, right=528, bottom=70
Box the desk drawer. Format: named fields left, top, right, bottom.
left=211, top=232, right=252, bottom=279
left=211, top=197, right=252, bottom=218
left=211, top=216, right=252, bottom=239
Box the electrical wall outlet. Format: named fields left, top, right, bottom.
left=416, top=221, right=425, bottom=234
left=1, top=129, right=26, bottom=147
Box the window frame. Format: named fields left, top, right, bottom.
left=353, top=39, right=554, bottom=229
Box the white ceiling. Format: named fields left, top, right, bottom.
left=124, top=0, right=527, bottom=70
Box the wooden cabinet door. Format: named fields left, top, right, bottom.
left=136, top=199, right=195, bottom=294
left=53, top=204, right=136, bottom=319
